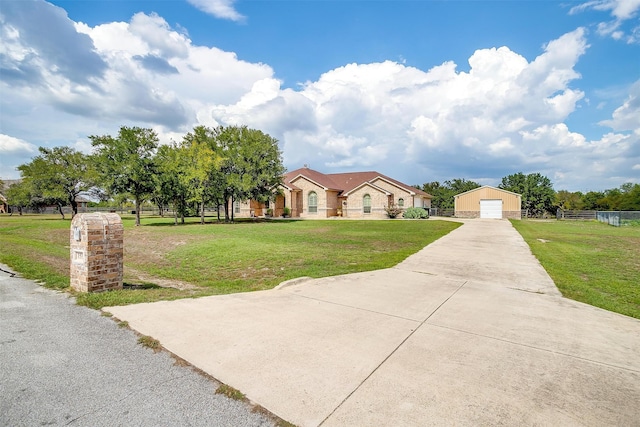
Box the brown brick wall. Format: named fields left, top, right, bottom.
left=454, top=210, right=521, bottom=219
left=70, top=213, right=123, bottom=293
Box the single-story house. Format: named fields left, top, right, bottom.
left=454, top=185, right=521, bottom=219
left=235, top=167, right=432, bottom=219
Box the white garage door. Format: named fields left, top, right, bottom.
left=480, top=199, right=503, bottom=219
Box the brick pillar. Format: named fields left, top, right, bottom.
left=70, top=213, right=123, bottom=293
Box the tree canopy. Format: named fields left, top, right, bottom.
left=499, top=172, right=555, bottom=217
left=218, top=125, right=285, bottom=221
left=419, top=178, right=481, bottom=209
left=4, top=181, right=33, bottom=215
left=558, top=184, right=640, bottom=211
left=15, top=146, right=97, bottom=219
left=90, top=126, right=159, bottom=226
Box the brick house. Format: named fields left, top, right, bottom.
left=235, top=167, right=432, bottom=219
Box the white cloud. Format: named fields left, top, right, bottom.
left=186, top=0, right=245, bottom=22
left=570, top=0, right=640, bottom=20
left=521, top=124, right=587, bottom=147
left=599, top=80, right=640, bottom=131
left=266, top=28, right=590, bottom=176
left=571, top=0, right=640, bottom=42
left=0, top=134, right=37, bottom=153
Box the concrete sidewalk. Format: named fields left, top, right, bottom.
left=106, top=219, right=640, bottom=426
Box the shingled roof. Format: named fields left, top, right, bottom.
left=283, top=167, right=431, bottom=198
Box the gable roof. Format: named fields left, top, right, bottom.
left=284, top=167, right=432, bottom=198
left=285, top=167, right=342, bottom=191
left=343, top=180, right=392, bottom=196
left=454, top=185, right=521, bottom=198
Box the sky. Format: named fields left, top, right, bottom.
left=1, top=0, right=639, bottom=192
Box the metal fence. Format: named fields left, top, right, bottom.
left=596, top=211, right=640, bottom=227
left=557, top=209, right=640, bottom=227
left=429, top=208, right=454, bottom=217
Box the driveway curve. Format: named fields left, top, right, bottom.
left=106, top=219, right=640, bottom=426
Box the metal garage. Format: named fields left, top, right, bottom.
left=454, top=186, right=522, bottom=219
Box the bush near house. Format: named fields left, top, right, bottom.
left=384, top=204, right=403, bottom=218
left=403, top=207, right=429, bottom=219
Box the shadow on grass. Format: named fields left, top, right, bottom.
left=123, top=282, right=161, bottom=290
left=140, top=217, right=300, bottom=227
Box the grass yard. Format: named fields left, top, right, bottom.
left=512, top=219, right=640, bottom=319
left=0, top=214, right=460, bottom=309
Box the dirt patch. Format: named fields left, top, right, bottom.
left=124, top=228, right=206, bottom=268
left=125, top=267, right=198, bottom=290
left=41, top=254, right=70, bottom=276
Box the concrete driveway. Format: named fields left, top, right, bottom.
left=106, top=219, right=640, bottom=426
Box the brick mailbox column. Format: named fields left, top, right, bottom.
left=70, top=213, right=123, bottom=293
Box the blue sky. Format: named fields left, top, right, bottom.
left=1, top=0, right=639, bottom=191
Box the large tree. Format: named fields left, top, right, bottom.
left=154, top=143, right=189, bottom=225
left=555, top=190, right=584, bottom=210
left=499, top=172, right=555, bottom=217
left=90, top=126, right=158, bottom=226
left=4, top=181, right=32, bottom=215
left=16, top=146, right=97, bottom=219
left=420, top=178, right=480, bottom=209
left=595, top=183, right=640, bottom=210
left=219, top=126, right=285, bottom=222
left=180, top=126, right=225, bottom=224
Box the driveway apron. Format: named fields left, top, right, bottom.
left=106, top=219, right=640, bottom=426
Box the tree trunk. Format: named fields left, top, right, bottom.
left=135, top=197, right=141, bottom=226
left=173, top=199, right=178, bottom=225
left=223, top=195, right=230, bottom=222
left=231, top=195, right=235, bottom=222
left=200, top=195, right=205, bottom=225
left=70, top=197, right=78, bottom=219
left=57, top=203, right=65, bottom=220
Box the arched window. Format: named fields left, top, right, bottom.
left=234, top=200, right=241, bottom=214
left=363, top=194, right=372, bottom=214
left=398, top=198, right=404, bottom=207
left=308, top=191, right=318, bottom=213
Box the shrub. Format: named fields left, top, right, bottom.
left=283, top=207, right=291, bottom=217
left=403, top=207, right=429, bottom=219
left=384, top=204, right=403, bottom=219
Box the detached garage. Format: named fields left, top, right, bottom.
left=454, top=186, right=521, bottom=219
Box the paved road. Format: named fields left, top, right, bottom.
left=107, top=219, right=640, bottom=426
left=0, top=267, right=274, bottom=427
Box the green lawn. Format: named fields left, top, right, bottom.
left=0, top=214, right=460, bottom=308
left=511, top=219, right=640, bottom=319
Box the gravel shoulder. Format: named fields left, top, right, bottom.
left=0, top=265, right=274, bottom=427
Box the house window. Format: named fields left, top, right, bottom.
left=398, top=198, right=404, bottom=207
left=234, top=200, right=240, bottom=214
left=308, top=191, right=318, bottom=213
left=363, top=194, right=371, bottom=214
